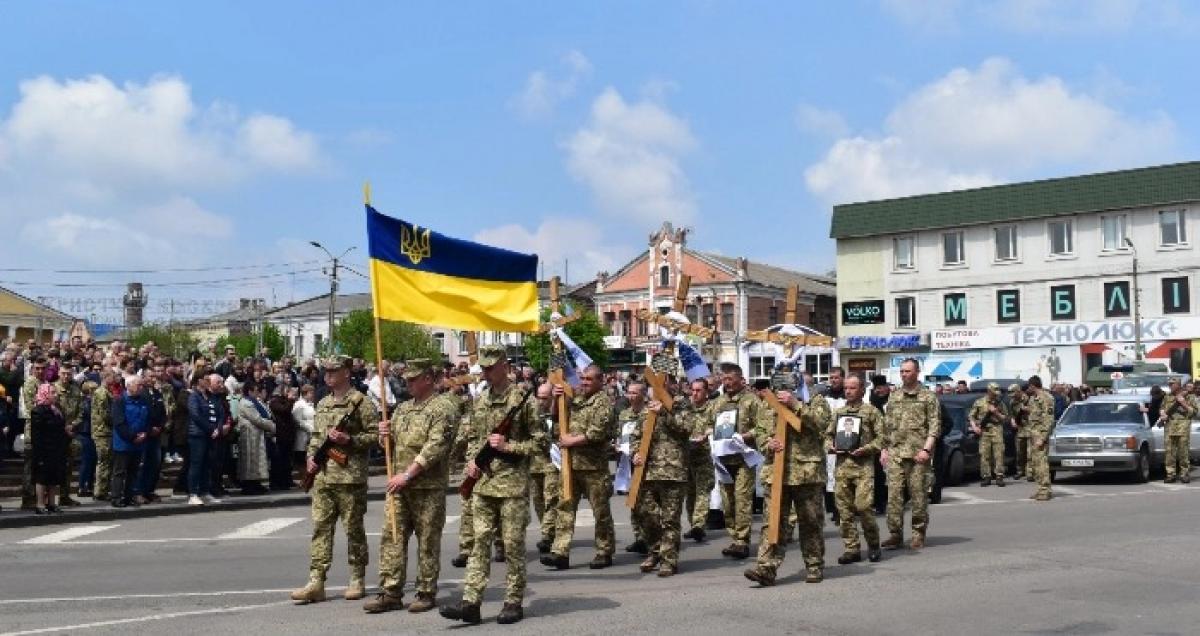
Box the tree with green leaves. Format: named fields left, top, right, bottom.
left=126, top=323, right=200, bottom=360
left=332, top=309, right=443, bottom=361
left=524, top=301, right=608, bottom=373
left=215, top=322, right=287, bottom=360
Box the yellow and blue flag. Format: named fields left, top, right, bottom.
left=366, top=205, right=540, bottom=332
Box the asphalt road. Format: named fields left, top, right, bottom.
left=3, top=473, right=1200, bottom=635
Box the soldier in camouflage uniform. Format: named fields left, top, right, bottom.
left=1159, top=378, right=1195, bottom=483
left=1008, top=384, right=1032, bottom=480
left=682, top=377, right=715, bottom=541
left=450, top=381, right=479, bottom=567
left=291, top=356, right=379, bottom=605
left=969, top=383, right=1007, bottom=487
left=542, top=364, right=617, bottom=570
left=364, top=359, right=453, bottom=614
left=711, top=363, right=773, bottom=560
left=617, top=381, right=650, bottom=554
left=54, top=368, right=84, bottom=506
left=743, top=377, right=827, bottom=586
left=881, top=359, right=940, bottom=550
left=529, top=382, right=559, bottom=554
left=1025, top=376, right=1054, bottom=501
left=91, top=371, right=116, bottom=501
left=440, top=346, right=545, bottom=625
left=19, top=358, right=45, bottom=510
left=826, top=375, right=883, bottom=564
left=629, top=365, right=692, bottom=577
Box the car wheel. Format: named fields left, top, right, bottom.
left=1131, top=447, right=1150, bottom=483
left=948, top=450, right=964, bottom=487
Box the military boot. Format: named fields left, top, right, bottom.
left=290, top=573, right=326, bottom=604
left=362, top=592, right=404, bottom=614
left=639, top=555, right=661, bottom=573
left=743, top=567, right=775, bottom=587
left=867, top=546, right=882, bottom=562
left=805, top=567, right=823, bottom=583
left=451, top=553, right=469, bottom=567
left=344, top=571, right=366, bottom=600
left=541, top=553, right=569, bottom=570
left=589, top=554, right=613, bottom=569
left=497, top=602, right=524, bottom=624
left=837, top=551, right=861, bottom=565
left=995, top=478, right=1006, bottom=487
left=1182, top=474, right=1192, bottom=484
left=407, top=592, right=436, bottom=613
left=980, top=478, right=991, bottom=487
left=439, top=600, right=481, bottom=624
left=536, top=538, right=553, bottom=554
left=910, top=533, right=925, bottom=549
left=686, top=526, right=706, bottom=542
left=624, top=538, right=649, bottom=554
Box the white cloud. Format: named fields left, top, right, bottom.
left=474, top=217, right=629, bottom=283
left=794, top=104, right=850, bottom=139
left=20, top=213, right=168, bottom=264
left=510, top=50, right=593, bottom=119
left=236, top=114, right=319, bottom=171
left=805, top=58, right=1177, bottom=205
left=564, top=87, right=698, bottom=226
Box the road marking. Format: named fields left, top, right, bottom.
left=1051, top=485, right=1086, bottom=497
left=0, top=581, right=464, bottom=606
left=0, top=600, right=292, bottom=635
left=1148, top=481, right=1190, bottom=491
left=19, top=525, right=118, bottom=544
left=218, top=517, right=304, bottom=539
left=940, top=491, right=995, bottom=505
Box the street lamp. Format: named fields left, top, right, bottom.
left=310, top=241, right=357, bottom=355
left=1123, top=237, right=1143, bottom=361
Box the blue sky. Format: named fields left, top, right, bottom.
left=1, top=1, right=1196, bottom=322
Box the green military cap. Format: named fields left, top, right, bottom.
left=987, top=382, right=1000, bottom=393
left=402, top=358, right=435, bottom=379
left=477, top=345, right=507, bottom=367
left=321, top=355, right=353, bottom=371
left=1007, top=383, right=1022, bottom=394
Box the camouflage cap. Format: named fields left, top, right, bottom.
left=321, top=355, right=353, bottom=371
left=1007, top=383, right=1022, bottom=394
left=402, top=358, right=435, bottom=379
left=477, top=345, right=507, bottom=367
left=987, top=382, right=1000, bottom=393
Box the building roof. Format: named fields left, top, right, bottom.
left=693, top=251, right=836, bottom=297
left=263, top=293, right=373, bottom=319
left=829, top=161, right=1200, bottom=239
left=0, top=286, right=75, bottom=321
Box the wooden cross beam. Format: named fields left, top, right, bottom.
left=744, top=284, right=833, bottom=350
left=625, top=366, right=676, bottom=508
left=539, top=276, right=581, bottom=333
left=542, top=276, right=577, bottom=501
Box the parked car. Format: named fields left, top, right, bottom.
left=1049, top=394, right=1154, bottom=482
left=930, top=391, right=1018, bottom=503
left=1112, top=372, right=1191, bottom=396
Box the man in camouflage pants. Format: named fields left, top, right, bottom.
left=617, top=381, right=649, bottom=554
left=1159, top=378, right=1195, bottom=483
left=827, top=375, right=883, bottom=564
left=54, top=367, right=84, bottom=506
left=682, top=377, right=714, bottom=541
left=291, top=356, right=379, bottom=605
left=441, top=346, right=545, bottom=625
left=881, top=358, right=940, bottom=550
left=629, top=368, right=691, bottom=577
left=1025, top=376, right=1055, bottom=501
left=529, top=382, right=559, bottom=554
left=364, top=359, right=452, bottom=614
left=711, top=363, right=773, bottom=560
left=91, top=371, right=115, bottom=501
left=969, top=383, right=1007, bottom=487
left=542, top=364, right=617, bottom=570
left=1008, top=384, right=1032, bottom=480
left=744, top=377, right=827, bottom=586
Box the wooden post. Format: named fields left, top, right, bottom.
left=546, top=276, right=575, bottom=501
left=365, top=181, right=398, bottom=540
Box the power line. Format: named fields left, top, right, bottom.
left=0, top=260, right=324, bottom=274
left=0, top=269, right=327, bottom=289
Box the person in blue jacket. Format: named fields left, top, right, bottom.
left=110, top=376, right=154, bottom=508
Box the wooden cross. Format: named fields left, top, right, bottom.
left=544, top=276, right=576, bottom=501
left=625, top=366, right=676, bottom=508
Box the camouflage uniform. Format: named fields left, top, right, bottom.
left=91, top=387, right=113, bottom=499
left=452, top=396, right=481, bottom=559
left=749, top=398, right=827, bottom=581
left=681, top=399, right=715, bottom=534
left=883, top=385, right=940, bottom=541
left=528, top=406, right=560, bottom=546
left=628, top=402, right=691, bottom=572
left=827, top=401, right=883, bottom=555
left=710, top=388, right=773, bottom=548
left=969, top=391, right=1007, bottom=483
left=306, top=388, right=379, bottom=581
left=1162, top=392, right=1196, bottom=481
left=55, top=376, right=83, bottom=499
left=550, top=389, right=617, bottom=560
left=1028, top=388, right=1055, bottom=499
left=1008, top=388, right=1032, bottom=479
left=21, top=376, right=38, bottom=506
left=377, top=392, right=453, bottom=600
left=617, top=405, right=648, bottom=543
left=462, top=382, right=544, bottom=606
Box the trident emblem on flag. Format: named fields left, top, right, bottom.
left=400, top=224, right=432, bottom=265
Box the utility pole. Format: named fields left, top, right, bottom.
left=311, top=241, right=356, bottom=355
left=1124, top=237, right=1143, bottom=361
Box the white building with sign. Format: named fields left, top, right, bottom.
left=831, top=162, right=1200, bottom=385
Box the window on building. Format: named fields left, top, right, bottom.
left=603, top=312, right=616, bottom=334
left=617, top=310, right=631, bottom=336
left=1101, top=215, right=1128, bottom=251
left=659, top=265, right=670, bottom=287
left=313, top=333, right=324, bottom=355
left=701, top=303, right=715, bottom=329
left=749, top=355, right=775, bottom=379
left=685, top=304, right=698, bottom=325
left=1049, top=220, right=1074, bottom=255
left=804, top=353, right=834, bottom=384
left=432, top=332, right=446, bottom=353
left=720, top=302, right=734, bottom=331
left=1160, top=209, right=1188, bottom=246
left=768, top=305, right=779, bottom=325
left=994, top=225, right=1018, bottom=261
left=893, top=236, right=914, bottom=270
left=942, top=231, right=965, bottom=266
left=637, top=315, right=648, bottom=337
left=896, top=296, right=916, bottom=328
left=294, top=335, right=304, bottom=358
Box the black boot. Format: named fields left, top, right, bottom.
left=497, top=602, right=524, bottom=624
left=439, top=600, right=481, bottom=624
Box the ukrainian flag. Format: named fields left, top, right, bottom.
left=366, top=205, right=540, bottom=332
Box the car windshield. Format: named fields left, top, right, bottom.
left=1115, top=375, right=1174, bottom=389
left=1059, top=402, right=1145, bottom=426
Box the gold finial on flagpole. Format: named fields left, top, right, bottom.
left=363, top=181, right=372, bottom=206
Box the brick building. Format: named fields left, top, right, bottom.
left=593, top=222, right=836, bottom=376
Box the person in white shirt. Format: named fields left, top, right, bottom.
left=291, top=385, right=316, bottom=469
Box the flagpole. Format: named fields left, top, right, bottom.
left=365, top=182, right=399, bottom=540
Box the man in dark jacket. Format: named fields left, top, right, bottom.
left=187, top=373, right=230, bottom=505
left=134, top=364, right=169, bottom=503
left=111, top=376, right=154, bottom=507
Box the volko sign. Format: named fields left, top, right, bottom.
left=842, top=300, right=885, bottom=325
left=931, top=317, right=1200, bottom=351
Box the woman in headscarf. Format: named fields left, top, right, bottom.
left=236, top=379, right=275, bottom=495
left=31, top=382, right=70, bottom=514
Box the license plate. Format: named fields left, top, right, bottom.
left=1062, top=459, right=1094, bottom=467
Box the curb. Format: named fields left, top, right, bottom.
left=0, top=485, right=464, bottom=530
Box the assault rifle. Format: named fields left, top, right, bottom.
left=460, top=388, right=534, bottom=498
left=301, top=415, right=350, bottom=492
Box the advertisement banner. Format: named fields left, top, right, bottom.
left=931, top=317, right=1200, bottom=351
